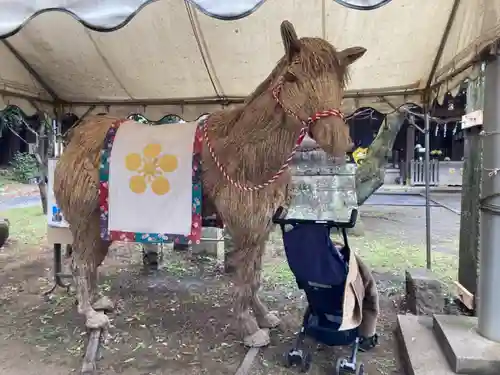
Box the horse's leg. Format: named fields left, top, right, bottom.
left=91, top=242, right=114, bottom=312
left=71, top=213, right=111, bottom=330
left=252, top=241, right=281, bottom=329
left=231, top=239, right=271, bottom=347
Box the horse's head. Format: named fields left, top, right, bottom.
left=272, top=20, right=366, bottom=157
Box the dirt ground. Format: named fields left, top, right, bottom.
left=0, top=202, right=461, bottom=375
left=0, top=242, right=406, bottom=375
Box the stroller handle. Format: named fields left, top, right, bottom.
left=272, top=207, right=358, bottom=229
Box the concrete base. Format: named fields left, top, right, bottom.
left=433, top=315, right=500, bottom=374
left=173, top=228, right=224, bottom=258
left=397, top=314, right=455, bottom=375
left=47, top=225, right=72, bottom=245
left=191, top=227, right=224, bottom=258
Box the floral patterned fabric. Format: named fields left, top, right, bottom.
left=99, top=118, right=203, bottom=245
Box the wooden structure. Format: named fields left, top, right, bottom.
left=455, top=73, right=485, bottom=312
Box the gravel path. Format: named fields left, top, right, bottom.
left=361, top=200, right=460, bottom=255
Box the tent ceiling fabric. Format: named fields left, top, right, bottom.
left=0, top=0, right=498, bottom=118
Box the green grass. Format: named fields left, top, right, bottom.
left=263, top=261, right=296, bottom=288
left=349, top=235, right=458, bottom=284
left=0, top=167, right=14, bottom=182
left=0, top=205, right=458, bottom=287
left=0, top=175, right=16, bottom=188
left=0, top=205, right=46, bottom=245
left=262, top=233, right=458, bottom=288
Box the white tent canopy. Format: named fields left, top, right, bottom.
left=0, top=0, right=498, bottom=120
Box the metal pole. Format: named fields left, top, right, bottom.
left=424, top=112, right=432, bottom=270
left=478, top=55, right=500, bottom=342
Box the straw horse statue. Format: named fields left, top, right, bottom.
left=54, top=20, right=366, bottom=348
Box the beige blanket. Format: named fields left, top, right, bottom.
left=338, top=248, right=379, bottom=337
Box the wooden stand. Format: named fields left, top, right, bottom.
left=454, top=281, right=475, bottom=311
left=81, top=329, right=103, bottom=375
left=44, top=225, right=73, bottom=296
left=45, top=158, right=74, bottom=295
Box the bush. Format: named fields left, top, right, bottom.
left=9, top=152, right=38, bottom=183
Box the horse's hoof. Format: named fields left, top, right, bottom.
left=243, top=328, right=270, bottom=348
left=86, top=311, right=110, bottom=330
left=92, top=296, right=115, bottom=312
left=257, top=312, right=281, bottom=329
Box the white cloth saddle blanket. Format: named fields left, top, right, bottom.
left=99, top=119, right=203, bottom=244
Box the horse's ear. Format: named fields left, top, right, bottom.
left=338, top=46, right=367, bottom=66
left=281, top=20, right=300, bottom=61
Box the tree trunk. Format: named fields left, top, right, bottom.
left=355, top=112, right=406, bottom=205
left=38, top=180, right=48, bottom=215
left=458, top=126, right=482, bottom=304
left=35, top=114, right=49, bottom=215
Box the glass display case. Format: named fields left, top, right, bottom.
left=275, top=151, right=358, bottom=225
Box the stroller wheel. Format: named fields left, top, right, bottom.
left=359, top=334, right=379, bottom=352
left=299, top=352, right=312, bottom=373
left=283, top=349, right=312, bottom=372
left=335, top=358, right=347, bottom=375
left=335, top=357, right=360, bottom=375
left=283, top=351, right=293, bottom=368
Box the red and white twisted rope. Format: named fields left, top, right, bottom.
left=202, top=119, right=307, bottom=192
left=202, top=77, right=344, bottom=192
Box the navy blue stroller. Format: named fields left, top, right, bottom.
left=273, top=207, right=376, bottom=374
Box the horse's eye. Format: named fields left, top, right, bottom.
left=283, top=71, right=297, bottom=82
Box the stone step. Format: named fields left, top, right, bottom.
left=396, top=314, right=455, bottom=375
left=433, top=314, right=500, bottom=375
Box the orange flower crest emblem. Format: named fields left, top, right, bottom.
left=125, top=143, right=178, bottom=195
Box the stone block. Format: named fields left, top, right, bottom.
left=433, top=314, right=500, bottom=375
left=405, top=268, right=444, bottom=315
left=191, top=227, right=224, bottom=258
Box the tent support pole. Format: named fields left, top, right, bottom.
left=424, top=0, right=461, bottom=89
left=423, top=110, right=431, bottom=270
left=408, top=108, right=432, bottom=270
left=1, top=40, right=60, bottom=101
left=419, top=0, right=461, bottom=270
left=0, top=89, right=53, bottom=104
